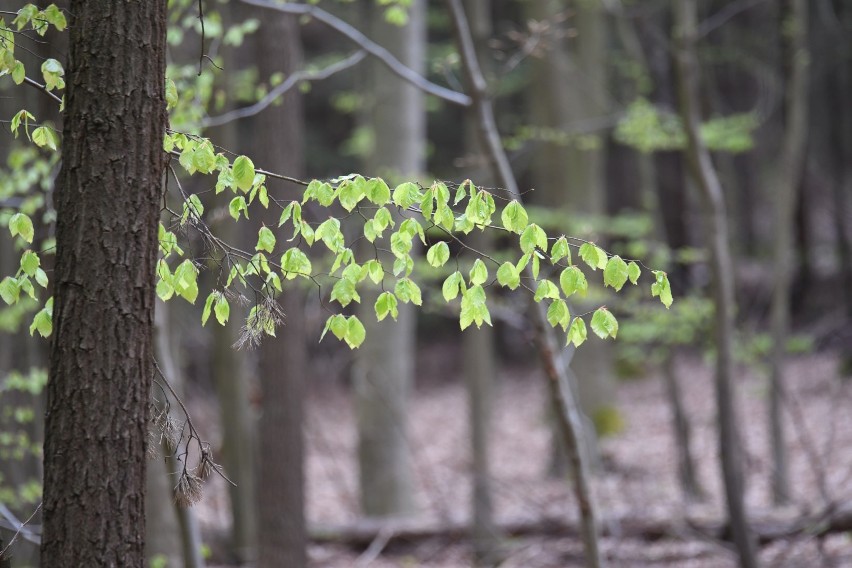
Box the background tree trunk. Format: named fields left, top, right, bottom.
left=243, top=9, right=310, bottom=568
left=353, top=0, right=426, bottom=518
left=768, top=0, right=809, bottom=505
left=673, top=1, right=758, bottom=566
left=41, top=1, right=167, bottom=565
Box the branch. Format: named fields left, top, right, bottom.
left=0, top=503, right=42, bottom=556
left=201, top=51, right=367, bottom=128
left=22, top=76, right=62, bottom=105
left=238, top=0, right=472, bottom=107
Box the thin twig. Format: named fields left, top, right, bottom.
left=0, top=502, right=42, bottom=558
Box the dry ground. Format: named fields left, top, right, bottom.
left=201, top=352, right=852, bottom=567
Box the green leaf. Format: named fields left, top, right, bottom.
left=331, top=278, right=360, bottom=307
left=0, top=277, right=20, bottom=305
left=12, top=60, right=24, bottom=85
left=34, top=268, right=48, bottom=288
left=394, top=278, right=422, bottom=306
left=533, top=279, right=560, bottom=302
left=559, top=266, right=588, bottom=297
left=627, top=261, right=641, bottom=285
left=228, top=196, right=249, bottom=221
left=303, top=179, right=336, bottom=206
left=454, top=180, right=468, bottom=205
left=459, top=285, right=491, bottom=330
left=532, top=253, right=541, bottom=280
left=8, top=213, right=34, bottom=243
left=469, top=259, right=488, bottom=286
left=232, top=156, right=256, bottom=191
left=280, top=247, right=312, bottom=279
left=320, top=314, right=348, bottom=342
left=547, top=299, right=570, bottom=331
left=501, top=200, right=529, bottom=234
left=550, top=236, right=571, bottom=265
left=392, top=182, right=422, bottom=209
left=567, top=317, right=587, bottom=347
left=337, top=177, right=365, bottom=211
left=651, top=270, right=673, bottom=308
left=201, top=292, right=215, bottom=325
left=256, top=226, right=276, bottom=253
left=32, top=125, right=58, bottom=151
left=496, top=262, right=520, bottom=289
left=19, top=250, right=39, bottom=277
left=214, top=295, right=230, bottom=325
left=278, top=201, right=299, bottom=228
left=590, top=308, right=618, bottom=339
left=390, top=231, right=412, bottom=258
left=426, top=241, right=450, bottom=267
left=579, top=242, right=607, bottom=270
left=173, top=260, right=199, bottom=303
left=345, top=316, right=366, bottom=349
left=30, top=300, right=52, bottom=338
left=315, top=218, right=344, bottom=252
left=603, top=255, right=629, bottom=291
left=375, top=291, right=399, bottom=321
left=366, top=178, right=391, bottom=205
left=442, top=271, right=463, bottom=302
left=520, top=224, right=547, bottom=254
left=165, top=78, right=178, bottom=110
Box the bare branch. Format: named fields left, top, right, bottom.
left=239, top=0, right=471, bottom=107
left=201, top=51, right=367, bottom=128
left=0, top=502, right=42, bottom=555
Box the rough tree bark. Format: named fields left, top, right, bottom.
left=245, top=10, right=310, bottom=568
left=353, top=0, right=425, bottom=518
left=41, top=1, right=167, bottom=565
left=446, top=1, right=602, bottom=566
left=673, top=1, right=758, bottom=567
left=768, top=0, right=809, bottom=505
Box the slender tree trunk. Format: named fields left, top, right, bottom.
left=446, top=1, right=602, bottom=565
left=673, top=2, right=758, bottom=566
left=353, top=0, right=425, bottom=518
left=242, top=10, right=310, bottom=568
left=41, top=1, right=167, bottom=565
left=662, top=354, right=703, bottom=501
left=768, top=0, right=809, bottom=505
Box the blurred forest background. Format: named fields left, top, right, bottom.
left=1, top=0, right=852, bottom=566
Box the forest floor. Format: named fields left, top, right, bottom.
left=201, top=351, right=852, bottom=567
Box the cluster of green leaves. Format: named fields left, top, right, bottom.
left=156, top=132, right=673, bottom=349
left=615, top=98, right=757, bottom=154
left=0, top=367, right=47, bottom=508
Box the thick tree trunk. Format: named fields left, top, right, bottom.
left=41, top=1, right=167, bottom=565
left=245, top=11, right=310, bottom=568
left=768, top=0, right=809, bottom=505
left=673, top=2, right=758, bottom=567
left=353, top=0, right=425, bottom=518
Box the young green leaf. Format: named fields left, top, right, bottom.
left=8, top=213, right=35, bottom=243
left=442, top=271, right=463, bottom=302
left=330, top=278, right=360, bottom=307
left=214, top=295, right=230, bottom=325
left=590, top=308, right=619, bottom=339
left=519, top=223, right=547, bottom=254
left=392, top=181, right=422, bottom=209
left=366, top=177, right=391, bottom=205
left=394, top=278, right=422, bottom=306
left=30, top=301, right=52, bottom=338
left=375, top=291, right=399, bottom=321
left=651, top=270, right=673, bottom=308
left=232, top=156, right=256, bottom=191
left=337, top=177, right=366, bottom=211
left=550, top=236, right=571, bottom=265
left=281, top=248, right=312, bottom=279
left=627, top=261, right=641, bottom=285
left=19, top=250, right=39, bottom=277
left=201, top=292, right=216, bottom=325
left=579, top=242, right=607, bottom=270
left=0, top=277, right=21, bottom=305
left=559, top=266, right=588, bottom=297
left=533, top=279, right=560, bottom=302
left=256, top=226, right=276, bottom=253
left=567, top=317, right=588, bottom=347
left=426, top=241, right=450, bottom=267
left=496, top=262, right=520, bottom=290
left=603, top=255, right=629, bottom=291
left=315, top=218, right=344, bottom=252
left=501, top=200, right=529, bottom=234
left=228, top=196, right=249, bottom=221
left=469, top=258, right=488, bottom=286
left=173, top=260, right=199, bottom=304
left=365, top=259, right=384, bottom=284
left=547, top=299, right=571, bottom=331
left=345, top=316, right=366, bottom=349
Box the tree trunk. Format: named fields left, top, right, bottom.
left=662, top=354, right=703, bottom=501
left=673, top=2, right=758, bottom=567
left=41, top=1, right=167, bottom=565
left=526, top=0, right=617, bottom=478
left=353, top=0, right=426, bottom=518
left=446, top=1, right=603, bottom=565
left=768, top=0, right=809, bottom=505
left=245, top=10, right=310, bottom=568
